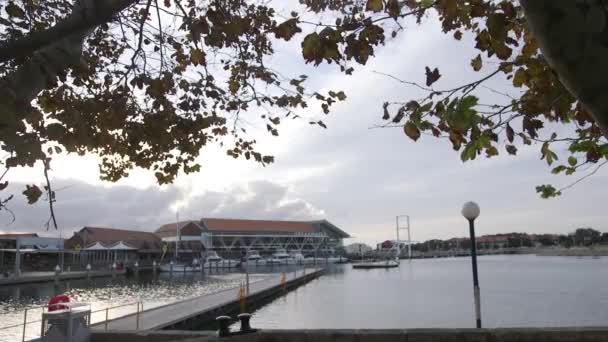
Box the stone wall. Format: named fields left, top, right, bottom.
left=92, top=327, right=608, bottom=342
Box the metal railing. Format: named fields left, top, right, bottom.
left=0, top=300, right=143, bottom=342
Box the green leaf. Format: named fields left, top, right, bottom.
left=551, top=165, right=567, bottom=174
left=448, top=96, right=479, bottom=131
left=536, top=185, right=561, bottom=199
left=461, top=142, right=477, bottom=161
left=567, top=156, right=577, bottom=167
left=403, top=122, right=420, bottom=141
left=599, top=144, right=608, bottom=156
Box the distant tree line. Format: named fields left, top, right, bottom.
left=408, top=228, right=608, bottom=252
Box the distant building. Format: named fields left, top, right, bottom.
left=476, top=235, right=509, bottom=249
left=155, top=218, right=350, bottom=258
left=376, top=240, right=411, bottom=251
left=344, top=243, right=373, bottom=255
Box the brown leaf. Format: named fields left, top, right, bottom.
left=425, top=67, right=441, bottom=87
left=366, top=0, right=383, bottom=12
left=471, top=54, right=482, bottom=71
left=404, top=122, right=420, bottom=141
left=23, top=185, right=42, bottom=205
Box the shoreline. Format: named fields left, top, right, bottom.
left=535, top=247, right=608, bottom=257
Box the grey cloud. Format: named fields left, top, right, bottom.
left=180, top=180, right=324, bottom=221
left=0, top=179, right=324, bottom=236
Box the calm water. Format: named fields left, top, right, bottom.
left=243, top=255, right=608, bottom=329
left=0, top=268, right=280, bottom=341
left=2, top=256, right=608, bottom=341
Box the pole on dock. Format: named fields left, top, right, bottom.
left=169, top=260, right=173, bottom=278
left=86, top=263, right=91, bottom=280
left=462, top=201, right=482, bottom=329
left=134, top=261, right=139, bottom=277
left=245, top=260, right=250, bottom=295
left=111, top=262, right=116, bottom=278
left=152, top=260, right=157, bottom=277
left=21, top=308, right=27, bottom=342
left=54, top=265, right=61, bottom=285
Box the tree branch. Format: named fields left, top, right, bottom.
left=0, top=0, right=139, bottom=64
left=42, top=159, right=58, bottom=231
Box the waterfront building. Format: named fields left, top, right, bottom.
left=0, top=233, right=64, bottom=275
left=155, top=218, right=350, bottom=259
left=65, top=227, right=163, bottom=266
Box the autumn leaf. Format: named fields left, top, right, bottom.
left=512, top=68, right=528, bottom=87
left=273, top=18, right=302, bottom=41
left=404, top=122, right=420, bottom=141
left=23, top=185, right=42, bottom=204
left=5, top=2, right=25, bottom=18
left=190, top=49, right=206, bottom=66
left=506, top=124, right=514, bottom=143
left=425, top=67, right=441, bottom=87
left=366, top=0, right=383, bottom=12
left=471, top=54, right=482, bottom=71
left=386, top=0, right=400, bottom=18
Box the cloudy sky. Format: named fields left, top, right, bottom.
left=2, top=14, right=607, bottom=246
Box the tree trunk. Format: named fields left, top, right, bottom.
left=520, top=0, right=608, bottom=138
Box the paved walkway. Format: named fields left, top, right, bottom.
left=92, top=268, right=322, bottom=331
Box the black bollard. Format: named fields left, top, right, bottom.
left=238, top=313, right=252, bottom=332
left=216, top=315, right=231, bottom=337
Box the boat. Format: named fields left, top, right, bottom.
left=267, top=249, right=296, bottom=265
left=312, top=255, right=349, bottom=264
left=204, top=251, right=240, bottom=268
left=353, top=259, right=400, bottom=269
left=159, top=262, right=200, bottom=272
left=242, top=251, right=267, bottom=266
left=292, top=252, right=307, bottom=265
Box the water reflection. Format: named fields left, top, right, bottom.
left=0, top=266, right=303, bottom=341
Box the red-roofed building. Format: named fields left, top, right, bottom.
left=155, top=218, right=350, bottom=258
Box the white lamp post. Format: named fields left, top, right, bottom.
left=462, top=201, right=482, bottom=329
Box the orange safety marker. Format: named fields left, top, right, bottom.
left=238, top=282, right=247, bottom=313
left=281, top=272, right=287, bottom=290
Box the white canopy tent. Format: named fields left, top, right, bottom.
left=107, top=241, right=137, bottom=250
left=85, top=242, right=108, bottom=250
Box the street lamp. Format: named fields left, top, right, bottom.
left=461, top=201, right=481, bottom=329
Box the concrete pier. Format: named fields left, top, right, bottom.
left=92, top=268, right=324, bottom=332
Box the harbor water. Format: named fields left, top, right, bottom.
left=243, top=255, right=608, bottom=329
left=2, top=255, right=608, bottom=340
